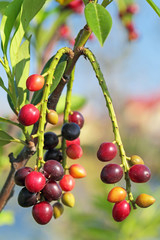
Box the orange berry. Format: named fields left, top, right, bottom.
left=69, top=164, right=86, bottom=178
left=107, top=187, right=127, bottom=203
left=136, top=193, right=155, bottom=208
left=46, top=110, right=58, bottom=125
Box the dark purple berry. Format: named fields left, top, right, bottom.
left=43, top=160, right=64, bottom=181
left=44, top=149, right=62, bottom=162
left=14, top=167, right=33, bottom=186
left=61, top=122, right=80, bottom=140
left=42, top=181, right=62, bottom=201
left=44, top=132, right=59, bottom=150
left=100, top=164, right=123, bottom=184
left=18, top=187, right=37, bottom=207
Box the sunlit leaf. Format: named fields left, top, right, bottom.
left=10, top=0, right=46, bottom=68
left=0, top=0, right=23, bottom=54
left=15, top=38, right=30, bottom=109
left=84, top=3, right=112, bottom=46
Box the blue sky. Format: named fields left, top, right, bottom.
left=0, top=0, right=160, bottom=115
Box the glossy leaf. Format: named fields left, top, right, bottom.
left=15, top=38, right=30, bottom=108
left=31, top=54, right=68, bottom=105
left=10, top=0, right=46, bottom=68
left=0, top=129, right=14, bottom=146
left=56, top=95, right=86, bottom=114
left=84, top=3, right=112, bottom=46
left=0, top=0, right=23, bottom=54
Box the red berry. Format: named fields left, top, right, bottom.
left=69, top=111, right=84, bottom=129
left=112, top=200, right=131, bottom=222
left=59, top=174, right=75, bottom=191
left=128, top=164, right=151, bottom=183
left=18, top=104, right=40, bottom=126
left=25, top=171, right=46, bottom=193
left=97, top=142, right=117, bottom=162
left=128, top=31, right=139, bottom=41
left=66, top=144, right=83, bottom=159
left=100, top=164, right=123, bottom=184
left=32, top=201, right=53, bottom=225
left=126, top=3, right=139, bottom=14
left=67, top=0, right=84, bottom=13
left=26, top=74, right=44, bottom=91
left=66, top=137, right=80, bottom=147
left=126, top=22, right=135, bottom=32
left=59, top=24, right=70, bottom=39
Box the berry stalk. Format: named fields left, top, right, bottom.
left=83, top=47, right=134, bottom=204
left=36, top=47, right=73, bottom=169
left=62, top=67, right=75, bottom=169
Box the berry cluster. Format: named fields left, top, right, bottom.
left=97, top=143, right=155, bottom=222
left=119, top=3, right=139, bottom=41
left=16, top=74, right=87, bottom=224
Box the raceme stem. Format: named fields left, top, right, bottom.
left=36, top=47, right=73, bottom=169
left=62, top=67, right=75, bottom=170
left=83, top=48, right=135, bottom=205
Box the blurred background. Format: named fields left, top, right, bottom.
left=0, top=0, right=160, bottom=239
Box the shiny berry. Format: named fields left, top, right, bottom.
left=135, top=193, right=155, bottom=208
left=69, top=164, right=86, bottom=178
left=18, top=104, right=40, bottom=126
left=43, top=160, right=64, bottom=181
left=25, top=171, right=46, bottom=193
left=53, top=202, right=64, bottom=219
left=44, top=132, right=59, bottom=150
left=129, top=164, right=151, bottom=183
left=112, top=200, right=131, bottom=222
left=100, top=164, right=123, bottom=184
left=46, top=110, right=58, bottom=125
left=26, top=74, right=44, bottom=92
left=61, top=192, right=75, bottom=207
left=97, top=142, right=117, bottom=162
left=69, top=111, right=84, bottom=129
left=42, top=181, right=62, bottom=202
left=32, top=201, right=53, bottom=225
left=107, top=187, right=127, bottom=203
left=44, top=149, right=62, bottom=162
left=14, top=167, right=33, bottom=186
left=130, top=155, right=144, bottom=165
left=61, top=122, right=80, bottom=140
left=59, top=174, right=75, bottom=191
left=18, top=187, right=37, bottom=207
left=66, top=144, right=83, bottom=159
left=66, top=137, right=80, bottom=147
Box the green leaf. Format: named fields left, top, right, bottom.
left=15, top=38, right=30, bottom=108
left=0, top=0, right=23, bottom=54
left=84, top=3, right=112, bottom=46
left=146, top=0, right=160, bottom=17
left=31, top=54, right=68, bottom=105
left=0, top=1, right=10, bottom=14
left=56, top=95, right=87, bottom=114
left=10, top=0, right=46, bottom=68
left=0, top=210, right=14, bottom=226
left=7, top=94, right=17, bottom=114
left=0, top=77, right=9, bottom=93
left=0, top=129, right=14, bottom=146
